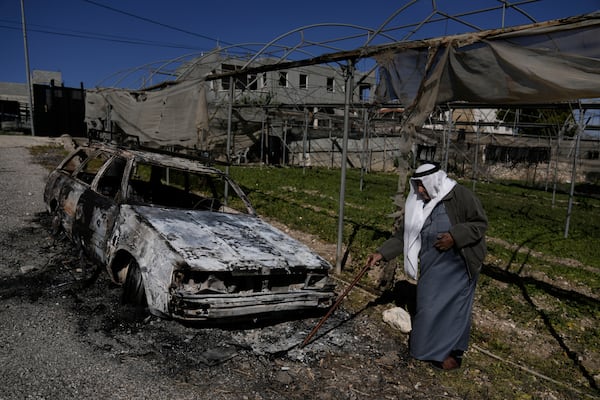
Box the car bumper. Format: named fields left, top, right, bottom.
left=170, top=290, right=336, bottom=320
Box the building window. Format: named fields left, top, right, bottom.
left=249, top=73, right=258, bottom=90
left=278, top=71, right=288, bottom=87
left=221, top=64, right=235, bottom=90
left=326, top=77, right=335, bottom=92
left=221, top=63, right=247, bottom=91
left=261, top=73, right=268, bottom=88
left=299, top=74, right=308, bottom=89
left=359, top=83, right=371, bottom=101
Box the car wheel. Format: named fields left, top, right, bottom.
left=121, top=259, right=147, bottom=309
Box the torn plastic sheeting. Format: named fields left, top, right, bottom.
left=85, top=79, right=209, bottom=147
left=374, top=13, right=600, bottom=134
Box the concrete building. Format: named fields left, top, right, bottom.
left=0, top=70, right=86, bottom=136
left=176, top=51, right=374, bottom=108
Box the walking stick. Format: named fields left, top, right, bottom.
left=300, top=263, right=371, bottom=348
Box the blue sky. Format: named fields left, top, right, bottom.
left=1, top=0, right=598, bottom=89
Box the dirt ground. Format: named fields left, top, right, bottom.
left=0, top=134, right=597, bottom=399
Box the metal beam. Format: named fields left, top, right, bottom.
left=335, top=60, right=355, bottom=274
left=200, top=13, right=594, bottom=83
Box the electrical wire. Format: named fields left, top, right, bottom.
left=0, top=23, right=207, bottom=51
left=80, top=0, right=229, bottom=46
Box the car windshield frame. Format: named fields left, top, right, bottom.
left=125, top=158, right=256, bottom=215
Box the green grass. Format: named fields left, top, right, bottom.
left=228, top=165, right=600, bottom=272
left=474, top=182, right=600, bottom=268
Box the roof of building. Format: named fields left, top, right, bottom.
left=0, top=82, right=28, bottom=103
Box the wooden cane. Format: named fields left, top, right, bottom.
left=300, top=263, right=371, bottom=348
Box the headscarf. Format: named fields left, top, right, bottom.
left=403, top=163, right=457, bottom=279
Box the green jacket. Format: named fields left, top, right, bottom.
left=378, top=184, right=488, bottom=279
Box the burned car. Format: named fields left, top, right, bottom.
left=44, top=142, right=336, bottom=321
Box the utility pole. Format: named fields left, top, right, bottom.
left=20, top=0, right=35, bottom=136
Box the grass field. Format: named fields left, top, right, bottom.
left=228, top=165, right=600, bottom=270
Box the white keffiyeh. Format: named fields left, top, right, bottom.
left=403, top=163, right=456, bottom=279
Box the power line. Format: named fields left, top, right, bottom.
left=0, top=23, right=208, bottom=51
left=81, top=0, right=231, bottom=46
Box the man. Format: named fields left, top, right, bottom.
left=366, top=162, right=487, bottom=370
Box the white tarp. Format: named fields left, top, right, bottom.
left=85, top=79, right=209, bottom=147
left=374, top=12, right=600, bottom=134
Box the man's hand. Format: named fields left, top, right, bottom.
left=366, top=252, right=383, bottom=267
left=434, top=232, right=455, bottom=252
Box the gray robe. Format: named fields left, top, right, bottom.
left=376, top=183, right=487, bottom=362
left=408, top=202, right=477, bottom=362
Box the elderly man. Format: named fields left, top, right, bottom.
left=367, top=162, right=487, bottom=370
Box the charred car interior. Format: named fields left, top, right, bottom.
left=44, top=141, right=336, bottom=321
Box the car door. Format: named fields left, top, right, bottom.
left=72, top=152, right=126, bottom=264
left=45, top=148, right=95, bottom=236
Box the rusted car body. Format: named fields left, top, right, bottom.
left=44, top=142, right=336, bottom=321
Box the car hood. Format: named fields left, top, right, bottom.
left=133, top=206, right=331, bottom=272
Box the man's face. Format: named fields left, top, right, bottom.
left=415, top=180, right=431, bottom=201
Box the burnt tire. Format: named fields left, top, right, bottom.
left=121, top=260, right=148, bottom=309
